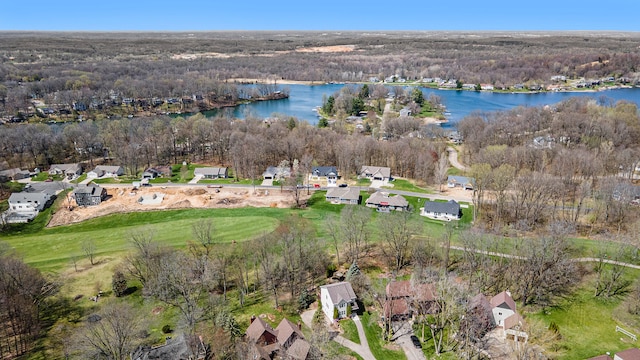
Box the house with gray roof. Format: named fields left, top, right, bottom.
left=420, top=199, right=461, bottom=221
left=0, top=168, right=31, bottom=181
left=447, top=175, right=475, bottom=190
left=194, top=167, right=228, bottom=179
left=87, top=165, right=124, bottom=178
left=325, top=187, right=360, bottom=205
left=320, top=281, right=358, bottom=321
left=365, top=191, right=409, bottom=212
left=4, top=191, right=54, bottom=223
left=359, top=165, right=391, bottom=182
left=74, top=185, right=107, bottom=206
left=48, top=163, right=82, bottom=180
left=262, top=166, right=290, bottom=180
left=131, top=333, right=206, bottom=360
left=310, top=166, right=338, bottom=186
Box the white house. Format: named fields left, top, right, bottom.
left=194, top=167, right=228, bottom=179
left=310, top=166, right=338, bottom=186
left=87, top=165, right=124, bottom=179
left=490, top=290, right=526, bottom=341
left=359, top=165, right=391, bottom=182
left=420, top=200, right=461, bottom=221
left=320, top=282, right=358, bottom=321
left=447, top=175, right=474, bottom=190
left=4, top=192, right=53, bottom=223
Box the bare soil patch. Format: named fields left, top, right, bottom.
left=49, top=186, right=304, bottom=227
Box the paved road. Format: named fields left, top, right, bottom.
left=447, top=147, right=468, bottom=171
left=392, top=322, right=426, bottom=360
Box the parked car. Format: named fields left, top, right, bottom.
left=410, top=335, right=421, bottom=349
left=338, top=183, right=348, bottom=187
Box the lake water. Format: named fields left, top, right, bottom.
left=204, top=84, right=640, bottom=127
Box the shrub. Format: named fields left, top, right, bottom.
left=111, top=271, right=127, bottom=297
left=162, top=324, right=172, bottom=334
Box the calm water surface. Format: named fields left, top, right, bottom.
left=205, top=84, right=640, bottom=127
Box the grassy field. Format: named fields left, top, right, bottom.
left=529, top=272, right=640, bottom=359
left=383, top=179, right=432, bottom=194
left=361, top=311, right=406, bottom=360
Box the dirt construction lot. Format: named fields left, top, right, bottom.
left=49, top=186, right=302, bottom=227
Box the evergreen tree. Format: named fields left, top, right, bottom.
left=411, top=88, right=425, bottom=105
left=322, top=95, right=335, bottom=115
left=345, top=261, right=361, bottom=281
left=112, top=270, right=128, bottom=297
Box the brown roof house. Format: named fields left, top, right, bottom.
left=365, top=191, right=409, bottom=212
left=615, top=348, right=640, bottom=360
left=245, top=316, right=311, bottom=360
left=383, top=280, right=437, bottom=321
left=490, top=290, right=527, bottom=342
left=320, top=282, right=358, bottom=321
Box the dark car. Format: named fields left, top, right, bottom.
left=410, top=335, right=421, bottom=349
left=338, top=183, right=348, bottom=187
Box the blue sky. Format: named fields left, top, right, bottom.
left=1, top=0, right=638, bottom=31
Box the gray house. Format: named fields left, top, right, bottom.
left=420, top=200, right=461, bottom=221
left=359, top=165, right=391, bottom=182
left=325, top=187, right=360, bottom=205
left=311, top=166, right=338, bottom=186
left=262, top=166, right=290, bottom=180
left=365, top=191, right=409, bottom=212
left=194, top=167, right=228, bottom=179
left=0, top=168, right=31, bottom=181
left=447, top=175, right=475, bottom=190
left=49, top=163, right=82, bottom=180
left=87, top=165, right=124, bottom=178
left=74, top=185, right=107, bottom=206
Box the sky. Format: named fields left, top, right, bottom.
left=1, top=0, right=639, bottom=32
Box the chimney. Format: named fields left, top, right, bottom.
left=250, top=315, right=256, bottom=324
left=505, top=290, right=511, bottom=297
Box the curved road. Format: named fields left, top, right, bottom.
left=447, top=147, right=468, bottom=172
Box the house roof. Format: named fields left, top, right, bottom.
left=384, top=298, right=409, bottom=318
left=194, top=167, right=227, bottom=176
left=263, top=166, right=290, bottom=178
left=366, top=191, right=408, bottom=208
left=490, top=290, right=516, bottom=311
left=503, top=312, right=523, bottom=330
left=312, top=166, right=338, bottom=177
left=360, top=165, right=391, bottom=179
left=287, top=338, right=311, bottom=360
left=321, top=282, right=357, bottom=305
left=422, top=200, right=460, bottom=217
left=326, top=187, right=360, bottom=201
left=8, top=192, right=51, bottom=208
left=275, top=318, right=304, bottom=347
left=131, top=333, right=206, bottom=360
left=246, top=317, right=278, bottom=344
left=616, top=348, right=640, bottom=360
left=93, top=165, right=123, bottom=173
left=0, top=168, right=29, bottom=177
left=50, top=163, right=80, bottom=172
left=587, top=356, right=613, bottom=360
left=447, top=175, right=474, bottom=185
left=74, top=184, right=103, bottom=196
left=385, top=280, right=436, bottom=302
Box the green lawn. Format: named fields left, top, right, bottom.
left=340, top=318, right=360, bottom=344
left=383, top=179, right=432, bottom=194
left=529, top=277, right=640, bottom=359
left=360, top=311, right=406, bottom=360
left=3, top=208, right=282, bottom=271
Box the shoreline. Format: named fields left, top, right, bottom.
left=226, top=78, right=637, bottom=93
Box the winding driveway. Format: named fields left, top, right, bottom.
left=447, top=146, right=468, bottom=172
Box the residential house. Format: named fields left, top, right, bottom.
left=131, top=333, right=206, bottom=360
left=0, top=168, right=31, bottom=180
left=383, top=280, right=437, bottom=321
left=615, top=348, right=640, bottom=360
left=74, top=185, right=107, bottom=206
left=480, top=84, right=494, bottom=91
left=399, top=108, right=412, bottom=117
left=194, top=167, right=228, bottom=179
left=365, top=191, right=409, bottom=212
left=49, top=163, right=82, bottom=180
left=490, top=290, right=527, bottom=341
left=420, top=200, right=462, bottom=221
left=87, top=165, right=124, bottom=179
left=325, top=187, right=360, bottom=205
left=142, top=168, right=161, bottom=179
left=310, top=166, right=338, bottom=186
left=245, top=316, right=311, bottom=360
left=447, top=175, right=474, bottom=190
left=320, top=282, right=359, bottom=321
left=5, top=192, right=53, bottom=223
left=262, top=166, right=291, bottom=180
left=359, top=165, right=391, bottom=182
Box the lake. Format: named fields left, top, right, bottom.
left=203, top=84, right=640, bottom=127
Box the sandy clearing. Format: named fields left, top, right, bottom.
left=49, top=186, right=303, bottom=227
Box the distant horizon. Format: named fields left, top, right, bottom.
left=2, top=0, right=639, bottom=32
